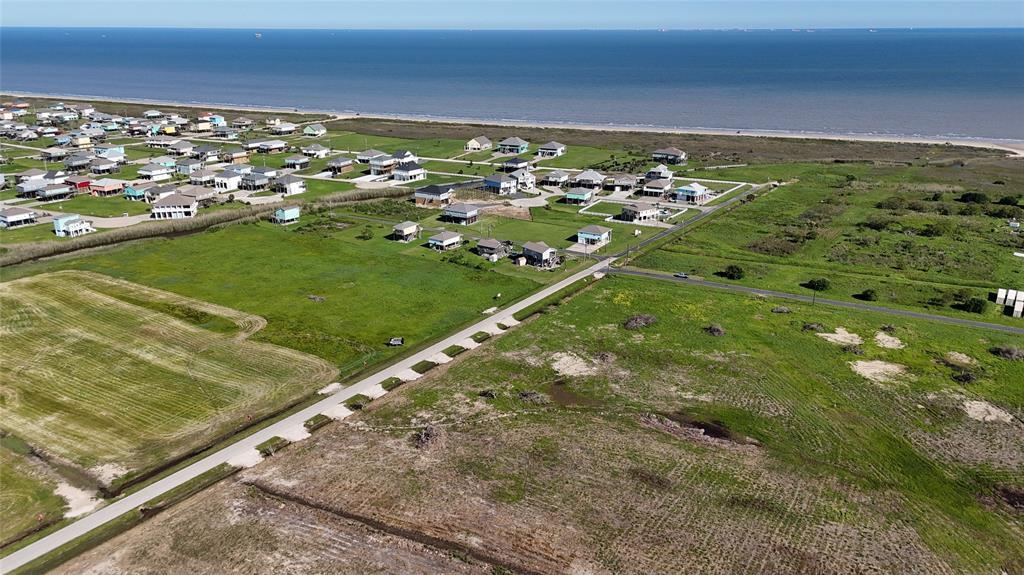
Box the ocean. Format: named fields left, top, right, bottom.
left=1, top=28, right=1022, bottom=140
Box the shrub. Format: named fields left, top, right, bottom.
left=721, top=265, right=745, bottom=280
left=876, top=196, right=908, bottom=210
left=805, top=278, right=831, bottom=292
left=704, top=324, right=727, bottom=337
left=921, top=220, right=956, bottom=237
left=859, top=289, right=879, bottom=301
left=997, top=195, right=1019, bottom=206
left=356, top=226, right=374, bottom=240
left=959, top=204, right=982, bottom=216
left=960, top=297, right=988, bottom=314
left=345, top=394, right=372, bottom=410
left=958, top=192, right=990, bottom=204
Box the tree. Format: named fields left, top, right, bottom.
left=958, top=192, right=990, bottom=204
left=721, top=265, right=745, bottom=280
left=357, top=226, right=374, bottom=240
left=806, top=278, right=831, bottom=292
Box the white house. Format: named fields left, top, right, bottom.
left=213, top=171, right=242, bottom=191
left=509, top=168, right=535, bottom=191
left=651, top=147, right=687, bottom=164
left=484, top=172, right=517, bottom=195
left=273, top=175, right=307, bottom=196
left=675, top=182, right=713, bottom=204
left=150, top=193, right=198, bottom=219
left=138, top=163, right=173, bottom=181
left=641, top=178, right=673, bottom=197
left=301, top=143, right=331, bottom=158
left=537, top=141, right=567, bottom=158
left=522, top=241, right=557, bottom=266
left=269, top=122, right=297, bottom=135
left=428, top=231, right=463, bottom=251
left=465, top=136, right=492, bottom=151
left=645, top=164, right=674, bottom=181
left=541, top=170, right=570, bottom=186
left=52, top=214, right=95, bottom=237
left=621, top=203, right=659, bottom=223
left=303, top=124, right=327, bottom=137
left=571, top=170, right=605, bottom=190
left=0, top=207, right=38, bottom=228
left=393, top=162, right=427, bottom=182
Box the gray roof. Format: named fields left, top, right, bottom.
left=469, top=136, right=491, bottom=145
left=396, top=161, right=423, bottom=171
left=499, top=137, right=529, bottom=147
left=153, top=193, right=196, bottom=207
left=445, top=203, right=478, bottom=215
left=539, top=141, right=566, bottom=150
left=485, top=172, right=514, bottom=183
left=303, top=144, right=329, bottom=151
left=477, top=238, right=503, bottom=249
left=274, top=175, right=304, bottom=185
left=0, top=206, right=35, bottom=217
left=393, top=220, right=419, bottom=230
left=579, top=225, right=612, bottom=234
left=191, top=169, right=217, bottom=178
left=430, top=231, right=462, bottom=242
left=328, top=157, right=353, bottom=166
left=286, top=155, right=309, bottom=162
left=214, top=171, right=241, bottom=179
left=523, top=241, right=553, bottom=253
left=645, top=178, right=672, bottom=188
left=416, top=184, right=454, bottom=195
left=653, top=147, right=685, bottom=156
left=574, top=170, right=604, bottom=182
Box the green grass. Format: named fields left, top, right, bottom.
left=442, top=344, right=466, bottom=357
left=378, top=273, right=1024, bottom=571
left=0, top=271, right=336, bottom=489
left=0, top=224, right=69, bottom=246
left=380, top=377, right=404, bottom=391
left=534, top=145, right=645, bottom=170
left=411, top=360, right=438, bottom=374
left=0, top=449, right=64, bottom=545
left=421, top=160, right=494, bottom=177
left=344, top=394, right=372, bottom=410
left=634, top=161, right=1024, bottom=321
left=43, top=194, right=151, bottom=217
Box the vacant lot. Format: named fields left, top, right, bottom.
left=0, top=271, right=337, bottom=489
left=0, top=447, right=64, bottom=546
left=635, top=160, right=1024, bottom=322
left=55, top=276, right=1024, bottom=574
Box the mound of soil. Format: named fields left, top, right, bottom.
left=623, top=314, right=657, bottom=330
left=413, top=425, right=447, bottom=450
left=518, top=391, right=551, bottom=405
left=802, top=323, right=824, bottom=332
left=991, top=346, right=1024, bottom=361
left=771, top=306, right=792, bottom=314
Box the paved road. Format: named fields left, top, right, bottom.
left=613, top=268, right=1024, bottom=335
left=0, top=258, right=612, bottom=574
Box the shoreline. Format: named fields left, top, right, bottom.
left=5, top=90, right=1023, bottom=156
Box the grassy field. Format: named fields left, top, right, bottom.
left=0, top=271, right=337, bottom=489
left=634, top=160, right=1024, bottom=322
left=52, top=274, right=1024, bottom=574
left=0, top=448, right=64, bottom=546
left=43, top=195, right=151, bottom=217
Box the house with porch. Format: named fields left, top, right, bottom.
left=193, top=145, right=223, bottom=162
left=443, top=203, right=479, bottom=225
left=176, top=158, right=204, bottom=175
left=273, top=175, right=307, bottom=196
left=0, top=207, right=37, bottom=228
left=214, top=171, right=242, bottom=191
left=571, top=170, right=604, bottom=190
left=41, top=147, right=69, bottom=161
left=537, top=141, right=567, bottom=158
left=272, top=206, right=301, bottom=225
left=66, top=175, right=92, bottom=191
left=620, top=203, right=659, bottom=223
left=64, top=154, right=93, bottom=171
left=36, top=183, right=74, bottom=201
left=190, top=169, right=217, bottom=186
left=168, top=140, right=196, bottom=156
left=645, top=164, right=674, bottom=182
left=522, top=241, right=557, bottom=267
left=501, top=157, right=530, bottom=172
left=392, top=221, right=421, bottom=242
left=541, top=169, right=570, bottom=186
left=301, top=144, right=331, bottom=158
left=16, top=179, right=48, bottom=198
left=269, top=122, right=297, bottom=135
left=284, top=155, right=310, bottom=170
left=370, top=154, right=399, bottom=176
left=415, top=184, right=455, bottom=206
left=357, top=149, right=387, bottom=163
left=651, top=147, right=687, bottom=164
left=577, top=225, right=612, bottom=246
left=641, top=178, right=672, bottom=197
left=484, top=172, right=517, bottom=195
left=139, top=164, right=173, bottom=181
left=53, top=214, right=95, bottom=237
left=604, top=174, right=637, bottom=192
left=510, top=169, right=535, bottom=191
left=232, top=117, right=254, bottom=129
left=221, top=148, right=250, bottom=164
left=240, top=172, right=271, bottom=191
left=177, top=185, right=219, bottom=205
left=497, top=137, right=529, bottom=154
left=476, top=238, right=510, bottom=260
left=428, top=231, right=463, bottom=251
left=150, top=193, right=198, bottom=219
left=564, top=188, right=594, bottom=205
left=393, top=162, right=427, bottom=182
left=328, top=157, right=354, bottom=175
left=303, top=124, right=327, bottom=137
left=675, top=182, right=712, bottom=204
left=90, top=158, right=118, bottom=174
left=465, top=136, right=491, bottom=152
left=90, top=178, right=126, bottom=197
left=212, top=126, right=239, bottom=140
left=257, top=140, right=288, bottom=154
left=392, top=150, right=418, bottom=164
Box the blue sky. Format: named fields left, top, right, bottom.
left=3, top=0, right=1022, bottom=29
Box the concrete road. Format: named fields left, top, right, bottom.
left=613, top=268, right=1024, bottom=335
left=0, top=257, right=613, bottom=574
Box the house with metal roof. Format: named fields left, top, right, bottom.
left=651, top=147, right=687, bottom=164
left=571, top=170, right=605, bottom=190
left=497, top=137, right=529, bottom=154
left=620, top=203, right=659, bottom=223
left=443, top=203, right=480, bottom=225
left=0, top=207, right=38, bottom=229
left=577, top=225, right=612, bottom=245
left=392, top=221, right=421, bottom=242
left=393, top=162, right=426, bottom=182
left=537, top=141, right=567, bottom=158
left=415, top=183, right=455, bottom=206
left=303, top=124, right=327, bottom=137
left=675, top=182, right=713, bottom=204
left=53, top=214, right=95, bottom=237
left=541, top=169, right=570, bottom=186
left=465, top=136, right=492, bottom=151
left=150, top=193, right=198, bottom=219
left=522, top=241, right=557, bottom=267
left=272, top=206, right=301, bottom=225
left=484, top=172, right=517, bottom=195
left=428, top=231, right=463, bottom=251
left=273, top=175, right=307, bottom=196
left=284, top=155, right=310, bottom=170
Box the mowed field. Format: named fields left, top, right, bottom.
left=636, top=159, right=1024, bottom=323
left=53, top=275, right=1024, bottom=575
left=0, top=271, right=337, bottom=489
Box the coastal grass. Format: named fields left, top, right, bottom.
left=0, top=449, right=65, bottom=546
left=0, top=271, right=337, bottom=491
left=43, top=194, right=151, bottom=217
left=375, top=273, right=1024, bottom=571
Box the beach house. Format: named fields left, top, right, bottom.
left=89, top=158, right=118, bottom=174
left=370, top=154, right=399, bottom=176
left=150, top=193, right=198, bottom=219
left=269, top=122, right=297, bottom=135
left=571, top=170, right=605, bottom=190
left=496, top=137, right=529, bottom=154
left=675, top=182, right=712, bottom=204
left=168, top=140, right=196, bottom=156
left=139, top=163, right=173, bottom=181
left=577, top=225, right=612, bottom=246
left=542, top=170, right=570, bottom=186
left=522, top=241, right=557, bottom=267
left=645, top=164, right=674, bottom=182
left=66, top=175, right=92, bottom=191
left=327, top=157, right=354, bottom=175
left=285, top=155, right=310, bottom=170
left=357, top=149, right=387, bottom=163
left=443, top=203, right=480, bottom=225
left=392, top=221, right=421, bottom=242
left=476, top=238, right=509, bottom=260
left=510, top=169, right=535, bottom=191
left=537, top=141, right=567, bottom=158
left=651, top=147, right=687, bottom=164
left=604, top=174, right=637, bottom=192
left=240, top=172, right=271, bottom=191
left=620, top=203, right=659, bottom=223
left=89, top=178, right=126, bottom=197
left=52, top=214, right=95, bottom=237
left=36, top=183, right=74, bottom=201
left=190, top=169, right=217, bottom=186
left=428, top=231, right=463, bottom=251
left=273, top=175, right=307, bottom=196
left=564, top=188, right=594, bottom=205
left=641, top=179, right=672, bottom=197
left=0, top=207, right=38, bottom=228
left=393, top=162, right=427, bottom=182
left=465, top=136, right=492, bottom=152
left=193, top=145, right=223, bottom=162
left=303, top=124, right=327, bottom=137
left=257, top=140, right=288, bottom=154
left=415, top=184, right=455, bottom=206
left=232, top=117, right=254, bottom=129
left=501, top=157, right=530, bottom=172
left=176, top=158, right=204, bottom=175
left=301, top=144, right=331, bottom=158
left=484, top=172, right=517, bottom=195
left=222, top=148, right=250, bottom=164
left=214, top=171, right=242, bottom=192
left=272, top=206, right=301, bottom=225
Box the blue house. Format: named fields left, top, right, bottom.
left=123, top=184, right=147, bottom=201
left=496, top=137, right=529, bottom=154
left=272, top=206, right=301, bottom=225
left=53, top=214, right=95, bottom=237
left=203, top=114, right=227, bottom=127
left=55, top=134, right=71, bottom=146
left=577, top=225, right=612, bottom=246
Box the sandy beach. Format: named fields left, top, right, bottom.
left=5, top=90, right=1023, bottom=157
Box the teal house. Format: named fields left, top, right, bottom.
left=123, top=184, right=146, bottom=201
left=272, top=206, right=300, bottom=225
left=564, top=189, right=594, bottom=205
left=496, top=137, right=529, bottom=154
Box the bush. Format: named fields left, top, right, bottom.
left=859, top=289, right=879, bottom=301
left=704, top=324, right=727, bottom=337
left=921, top=219, right=956, bottom=237
left=960, top=297, right=988, bottom=314
left=356, top=226, right=374, bottom=240
left=721, top=265, right=745, bottom=280
left=958, top=192, right=990, bottom=204
left=876, top=196, right=908, bottom=210
left=805, top=278, right=831, bottom=292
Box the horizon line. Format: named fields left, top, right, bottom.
left=2, top=25, right=1023, bottom=31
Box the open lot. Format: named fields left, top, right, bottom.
left=635, top=160, right=1024, bottom=323
left=0, top=447, right=65, bottom=546
left=0, top=271, right=337, bottom=492
left=51, top=275, right=1024, bottom=574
